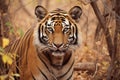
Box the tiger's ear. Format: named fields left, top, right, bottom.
left=35, top=5, right=48, bottom=20
left=69, top=6, right=82, bottom=22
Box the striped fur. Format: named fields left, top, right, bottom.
left=5, top=5, right=82, bottom=80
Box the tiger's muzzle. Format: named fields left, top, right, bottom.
left=42, top=43, right=71, bottom=69
left=49, top=43, right=69, bottom=52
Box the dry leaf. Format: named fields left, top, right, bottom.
left=3, top=38, right=10, bottom=48
left=2, top=54, right=13, bottom=65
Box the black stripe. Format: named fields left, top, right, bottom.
left=58, top=60, right=74, bottom=78
left=73, top=26, right=74, bottom=39
left=45, top=21, right=48, bottom=26
left=8, top=38, right=20, bottom=52
left=25, top=33, right=31, bottom=65
left=31, top=72, right=36, bottom=80
left=69, top=21, right=71, bottom=28
left=37, top=53, right=50, bottom=72
left=14, top=75, right=20, bottom=80
left=42, top=25, right=44, bottom=37
left=16, top=29, right=33, bottom=74
left=67, top=71, right=73, bottom=80
left=38, top=25, right=43, bottom=44
left=16, top=28, right=33, bottom=61
left=12, top=39, right=19, bottom=52
left=18, top=29, right=32, bottom=55
left=73, top=24, right=78, bottom=45
left=16, top=57, right=20, bottom=77
left=38, top=67, right=48, bottom=80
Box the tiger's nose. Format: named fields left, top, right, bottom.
left=53, top=43, right=63, bottom=48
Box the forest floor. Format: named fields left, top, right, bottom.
left=73, top=44, right=110, bottom=80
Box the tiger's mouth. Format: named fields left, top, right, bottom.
left=43, top=49, right=72, bottom=69
left=50, top=51, right=65, bottom=69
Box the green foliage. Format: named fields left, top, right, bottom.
left=0, top=46, right=4, bottom=53
left=5, top=21, right=24, bottom=37
left=5, top=21, right=14, bottom=34
left=17, top=28, right=24, bottom=37
left=5, top=22, right=13, bottom=27
left=0, top=46, right=20, bottom=80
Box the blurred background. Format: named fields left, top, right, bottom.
left=0, top=0, right=116, bottom=80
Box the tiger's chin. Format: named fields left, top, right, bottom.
left=43, top=49, right=72, bottom=69
left=50, top=52, right=65, bottom=69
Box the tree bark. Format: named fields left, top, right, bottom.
left=0, top=0, right=9, bottom=75
left=74, top=62, right=96, bottom=72
left=107, top=0, right=120, bottom=80
left=0, top=0, right=9, bottom=39
left=0, top=13, right=3, bottom=47
left=90, top=0, right=114, bottom=58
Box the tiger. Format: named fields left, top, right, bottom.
left=4, top=5, right=82, bottom=80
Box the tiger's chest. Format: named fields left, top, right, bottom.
left=20, top=60, right=74, bottom=80
left=19, top=50, right=74, bottom=80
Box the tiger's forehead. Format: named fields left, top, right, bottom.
left=47, top=13, right=70, bottom=25
left=39, top=9, right=74, bottom=27
left=46, top=10, right=69, bottom=24
left=48, top=8, right=68, bottom=17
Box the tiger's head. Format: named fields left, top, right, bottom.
left=34, top=5, right=82, bottom=68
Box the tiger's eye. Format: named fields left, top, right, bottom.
left=47, top=27, right=54, bottom=32
left=63, top=28, right=70, bottom=33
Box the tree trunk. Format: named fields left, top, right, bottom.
left=107, top=0, right=120, bottom=80
left=0, top=0, right=9, bottom=75
left=90, top=1, right=114, bottom=58
left=0, top=13, right=3, bottom=47
left=0, top=0, right=10, bottom=39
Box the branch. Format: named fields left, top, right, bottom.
left=19, top=0, right=33, bottom=18
left=74, top=62, right=96, bottom=72
left=90, top=1, right=114, bottom=58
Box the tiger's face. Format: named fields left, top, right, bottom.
left=34, top=5, right=82, bottom=67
